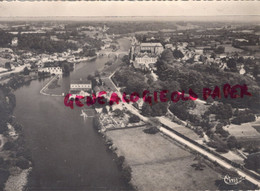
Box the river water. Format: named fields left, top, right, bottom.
left=13, top=38, right=131, bottom=190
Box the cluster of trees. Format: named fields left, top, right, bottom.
left=215, top=123, right=230, bottom=138
left=114, top=156, right=133, bottom=185
left=172, top=49, right=184, bottom=59
left=79, top=48, right=96, bottom=57
left=113, top=67, right=147, bottom=94
left=23, top=67, right=30, bottom=75
left=82, top=36, right=104, bottom=50
left=169, top=100, right=196, bottom=122
left=207, top=103, right=233, bottom=121
left=155, top=54, right=260, bottom=110
left=156, top=49, right=184, bottom=66
left=128, top=115, right=140, bottom=123
left=231, top=109, right=256, bottom=125
left=244, top=152, right=260, bottom=173
left=0, top=81, right=32, bottom=189
left=18, top=34, right=78, bottom=53
left=143, top=126, right=159, bottom=134
left=0, top=30, right=13, bottom=47
left=106, top=21, right=177, bottom=34
left=207, top=132, right=240, bottom=153
left=214, top=46, right=225, bottom=54
left=0, top=86, right=15, bottom=133
left=141, top=101, right=168, bottom=117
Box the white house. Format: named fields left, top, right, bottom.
left=70, top=79, right=92, bottom=96
left=135, top=54, right=158, bottom=66
left=38, top=67, right=63, bottom=75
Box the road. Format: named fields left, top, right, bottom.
left=0, top=64, right=30, bottom=78
left=107, top=72, right=260, bottom=187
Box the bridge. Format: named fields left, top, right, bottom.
left=96, top=51, right=129, bottom=58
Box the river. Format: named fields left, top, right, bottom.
left=13, top=38, right=132, bottom=190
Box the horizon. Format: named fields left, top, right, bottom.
left=0, top=15, right=260, bottom=23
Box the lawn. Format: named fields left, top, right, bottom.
left=106, top=127, right=220, bottom=190
left=223, top=123, right=260, bottom=141
left=223, top=45, right=243, bottom=53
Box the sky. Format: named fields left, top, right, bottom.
left=0, top=1, right=259, bottom=17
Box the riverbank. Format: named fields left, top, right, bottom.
left=0, top=73, right=39, bottom=191
left=92, top=105, right=217, bottom=190
left=93, top=116, right=135, bottom=190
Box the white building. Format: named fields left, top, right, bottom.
left=11, top=37, right=18, bottom=47
left=140, top=42, right=164, bottom=55
left=135, top=54, right=158, bottom=65
left=134, top=53, right=158, bottom=70
left=38, top=67, right=63, bottom=75
left=165, top=44, right=174, bottom=50
left=70, top=79, right=92, bottom=97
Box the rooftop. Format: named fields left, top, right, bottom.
left=70, top=79, right=91, bottom=84
left=140, top=42, right=163, bottom=47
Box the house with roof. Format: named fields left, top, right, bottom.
left=130, top=40, right=164, bottom=70
left=140, top=42, right=164, bottom=55
left=69, top=79, right=92, bottom=97
left=38, top=67, right=63, bottom=75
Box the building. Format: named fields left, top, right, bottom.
left=38, top=67, right=63, bottom=75
left=165, top=44, right=174, bottom=50
left=130, top=39, right=164, bottom=70
left=11, top=37, right=18, bottom=47
left=140, top=42, right=164, bottom=55
left=135, top=53, right=158, bottom=66
left=70, top=79, right=92, bottom=97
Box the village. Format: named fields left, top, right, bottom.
left=0, top=18, right=260, bottom=190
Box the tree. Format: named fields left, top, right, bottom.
left=227, top=136, right=238, bottom=149
left=172, top=49, right=184, bottom=59
left=214, top=46, right=225, bottom=54
left=216, top=144, right=228, bottom=153
left=192, top=155, right=205, bottom=170
left=129, top=115, right=140, bottom=123
left=253, top=65, right=259, bottom=79
left=113, top=109, right=123, bottom=117
left=143, top=126, right=159, bottom=134
left=87, top=74, right=94, bottom=81
left=231, top=109, right=256, bottom=125
left=244, top=144, right=259, bottom=154
left=161, top=49, right=174, bottom=63
left=237, top=56, right=244, bottom=63
left=244, top=153, right=260, bottom=171
left=121, top=166, right=132, bottom=183
left=227, top=58, right=237, bottom=71
left=209, top=103, right=233, bottom=120
left=210, top=53, right=216, bottom=60
left=4, top=62, right=11, bottom=70
left=23, top=67, right=30, bottom=75
left=102, top=107, right=108, bottom=114
left=122, top=55, right=130, bottom=65
left=94, top=70, right=100, bottom=77
left=16, top=158, right=30, bottom=169
left=62, top=63, right=70, bottom=75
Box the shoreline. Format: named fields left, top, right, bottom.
left=92, top=116, right=136, bottom=190
left=0, top=73, right=45, bottom=191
